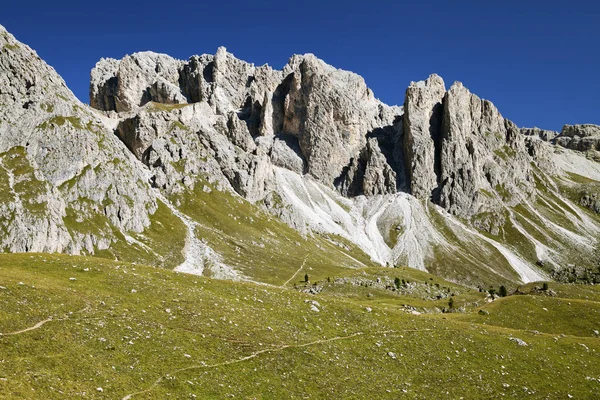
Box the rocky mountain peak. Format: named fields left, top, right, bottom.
left=3, top=25, right=599, bottom=287
left=91, top=47, right=402, bottom=200
left=0, top=25, right=156, bottom=254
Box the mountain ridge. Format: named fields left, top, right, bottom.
left=1, top=24, right=600, bottom=288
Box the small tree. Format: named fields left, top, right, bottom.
left=448, top=297, right=455, bottom=309
left=488, top=288, right=496, bottom=297
left=394, top=277, right=401, bottom=289
left=498, top=285, right=508, bottom=297
left=542, top=282, right=549, bottom=291
left=304, top=273, right=309, bottom=283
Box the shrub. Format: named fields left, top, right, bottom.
left=304, top=273, right=309, bottom=283
left=394, top=277, right=401, bottom=289
left=542, top=282, right=549, bottom=291
left=499, top=285, right=508, bottom=297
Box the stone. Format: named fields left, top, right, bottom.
left=270, top=134, right=305, bottom=174
left=509, top=337, right=528, bottom=346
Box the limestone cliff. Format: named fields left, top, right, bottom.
left=0, top=26, right=157, bottom=254
left=1, top=24, right=599, bottom=287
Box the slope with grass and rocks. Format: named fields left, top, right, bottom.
left=2, top=23, right=600, bottom=289
left=2, top=24, right=600, bottom=399
left=1, top=253, right=599, bottom=399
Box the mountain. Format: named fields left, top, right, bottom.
left=2, top=24, right=600, bottom=400
left=2, top=24, right=600, bottom=289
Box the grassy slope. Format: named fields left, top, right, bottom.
left=426, top=167, right=600, bottom=287
left=1, top=254, right=599, bottom=399
left=95, top=200, right=187, bottom=270
left=426, top=205, right=522, bottom=288
left=171, top=180, right=377, bottom=285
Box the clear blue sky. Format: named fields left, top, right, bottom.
left=2, top=1, right=598, bottom=131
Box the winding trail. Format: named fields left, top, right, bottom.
left=0, top=304, right=90, bottom=337
left=1, top=317, right=54, bottom=336
left=281, top=256, right=308, bottom=287
left=121, top=328, right=431, bottom=400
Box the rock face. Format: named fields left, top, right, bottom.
left=4, top=24, right=600, bottom=286
left=439, top=82, right=535, bottom=217
left=403, top=74, right=445, bottom=199
left=521, top=124, right=600, bottom=155
left=91, top=48, right=403, bottom=201
left=555, top=124, right=600, bottom=152
left=402, top=77, right=540, bottom=221
left=0, top=25, right=156, bottom=254
left=91, top=52, right=186, bottom=112
left=520, top=127, right=558, bottom=142
left=90, top=48, right=559, bottom=225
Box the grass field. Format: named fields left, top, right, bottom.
left=1, top=253, right=599, bottom=399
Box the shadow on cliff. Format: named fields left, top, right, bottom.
left=334, top=115, right=409, bottom=197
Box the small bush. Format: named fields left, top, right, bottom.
left=499, top=285, right=508, bottom=297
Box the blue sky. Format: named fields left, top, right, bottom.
left=2, top=1, right=598, bottom=131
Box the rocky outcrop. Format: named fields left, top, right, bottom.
left=438, top=82, right=535, bottom=217
left=581, top=191, right=600, bottom=214
left=91, top=52, right=185, bottom=112
left=0, top=25, right=156, bottom=254
left=92, top=47, right=559, bottom=224
left=279, top=54, right=399, bottom=184
left=403, top=74, right=445, bottom=200
left=3, top=24, right=599, bottom=285
left=555, top=124, right=600, bottom=152
left=521, top=124, right=600, bottom=154
left=401, top=76, right=540, bottom=220
left=92, top=48, right=402, bottom=200
left=520, top=127, right=558, bottom=142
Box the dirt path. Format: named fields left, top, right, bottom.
left=121, top=328, right=432, bottom=400
left=0, top=304, right=91, bottom=337
left=281, top=256, right=308, bottom=287
left=1, top=317, right=54, bottom=336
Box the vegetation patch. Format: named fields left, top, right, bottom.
left=37, top=115, right=84, bottom=130
left=147, top=102, right=190, bottom=112
left=384, top=223, right=405, bottom=248
left=493, top=145, right=517, bottom=161
left=427, top=206, right=520, bottom=286
left=0, top=146, right=48, bottom=215
left=1, top=42, right=19, bottom=51
left=457, top=287, right=600, bottom=337
left=0, top=254, right=598, bottom=399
